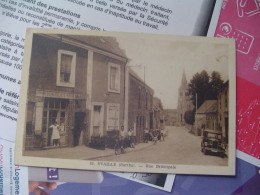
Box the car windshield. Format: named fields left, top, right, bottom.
left=206, top=132, right=222, bottom=139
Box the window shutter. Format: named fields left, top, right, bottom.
left=115, top=67, right=120, bottom=91
left=35, top=102, right=44, bottom=135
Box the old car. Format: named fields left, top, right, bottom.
left=201, top=130, right=226, bottom=158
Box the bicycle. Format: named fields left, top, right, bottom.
left=114, top=138, right=125, bottom=155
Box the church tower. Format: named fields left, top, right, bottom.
left=177, top=70, right=193, bottom=125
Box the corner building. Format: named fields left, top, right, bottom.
left=25, top=34, right=127, bottom=149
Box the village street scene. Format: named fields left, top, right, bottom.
left=23, top=32, right=229, bottom=166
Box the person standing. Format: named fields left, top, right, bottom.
left=119, top=126, right=126, bottom=149
left=49, top=121, right=60, bottom=147
left=127, top=128, right=134, bottom=148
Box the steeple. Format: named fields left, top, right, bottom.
left=180, top=70, right=187, bottom=89
left=182, top=70, right=187, bottom=84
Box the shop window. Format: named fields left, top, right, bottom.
left=57, top=50, right=76, bottom=87
left=108, top=62, right=120, bottom=93
left=42, top=98, right=68, bottom=146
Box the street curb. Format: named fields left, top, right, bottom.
left=86, top=141, right=155, bottom=160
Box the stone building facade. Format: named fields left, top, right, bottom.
left=25, top=34, right=127, bottom=150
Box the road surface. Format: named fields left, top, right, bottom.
left=96, top=126, right=228, bottom=166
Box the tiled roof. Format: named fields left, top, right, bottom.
left=128, top=68, right=154, bottom=94
left=196, top=100, right=217, bottom=114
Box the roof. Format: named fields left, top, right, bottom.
left=38, top=33, right=128, bottom=61
left=67, top=35, right=128, bottom=59
left=196, top=100, right=217, bottom=114
left=128, top=68, right=154, bottom=95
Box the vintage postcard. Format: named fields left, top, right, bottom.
left=15, top=28, right=236, bottom=175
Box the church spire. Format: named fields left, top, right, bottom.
left=181, top=70, right=187, bottom=87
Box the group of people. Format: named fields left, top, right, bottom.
left=119, top=127, right=135, bottom=149
left=144, top=128, right=166, bottom=143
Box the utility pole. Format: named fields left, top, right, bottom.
left=195, top=93, right=197, bottom=134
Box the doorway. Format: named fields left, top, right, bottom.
left=93, top=105, right=102, bottom=136
left=74, top=112, right=86, bottom=146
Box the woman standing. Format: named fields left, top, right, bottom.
left=50, top=121, right=61, bottom=147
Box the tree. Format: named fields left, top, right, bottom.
left=184, top=110, right=195, bottom=125
left=188, top=70, right=224, bottom=109
left=208, top=71, right=224, bottom=99
left=188, top=70, right=210, bottom=109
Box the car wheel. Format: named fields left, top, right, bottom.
left=203, top=147, right=208, bottom=155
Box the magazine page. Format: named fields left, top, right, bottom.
left=214, top=0, right=260, bottom=167
left=0, top=138, right=28, bottom=195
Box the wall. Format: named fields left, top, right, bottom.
left=91, top=52, right=126, bottom=135
left=29, top=35, right=88, bottom=97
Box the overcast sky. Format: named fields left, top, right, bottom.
left=117, top=34, right=230, bottom=109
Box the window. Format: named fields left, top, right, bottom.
left=146, top=91, right=148, bottom=109
left=57, top=50, right=76, bottom=87
left=107, top=103, right=120, bottom=131
left=26, top=102, right=35, bottom=135
left=138, top=87, right=141, bottom=109
left=42, top=98, right=68, bottom=146
left=108, top=63, right=120, bottom=93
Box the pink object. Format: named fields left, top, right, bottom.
left=215, top=0, right=260, bottom=86
left=215, top=1, right=260, bottom=166
left=237, top=77, right=260, bottom=160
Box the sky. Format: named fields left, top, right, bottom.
left=116, top=34, right=230, bottom=109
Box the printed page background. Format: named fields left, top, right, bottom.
left=215, top=0, right=260, bottom=165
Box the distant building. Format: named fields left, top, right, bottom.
left=152, top=97, right=165, bottom=130
left=126, top=68, right=154, bottom=143
left=177, top=71, right=194, bottom=125
left=195, top=100, right=218, bottom=135
left=164, top=109, right=177, bottom=126
left=217, top=81, right=229, bottom=143
left=25, top=34, right=128, bottom=150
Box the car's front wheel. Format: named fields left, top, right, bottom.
left=201, top=143, right=208, bottom=155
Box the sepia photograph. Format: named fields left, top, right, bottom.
left=15, top=29, right=236, bottom=175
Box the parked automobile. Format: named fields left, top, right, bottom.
left=201, top=130, right=226, bottom=158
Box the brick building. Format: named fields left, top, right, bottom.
left=125, top=68, right=154, bottom=143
